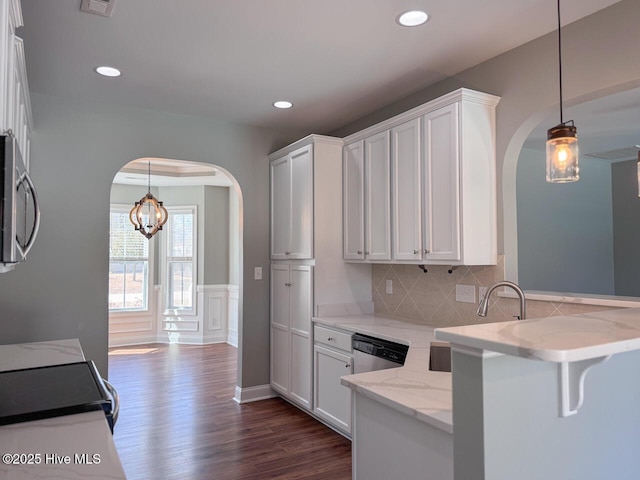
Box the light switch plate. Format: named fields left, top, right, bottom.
left=386, top=279, right=393, bottom=294
left=254, top=267, right=263, bottom=280
left=456, top=284, right=476, bottom=303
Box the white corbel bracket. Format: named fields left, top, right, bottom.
left=558, top=355, right=611, bottom=417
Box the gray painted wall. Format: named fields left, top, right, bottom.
left=0, top=92, right=302, bottom=381
left=203, top=186, right=230, bottom=285
left=611, top=159, right=640, bottom=296
left=516, top=148, right=614, bottom=294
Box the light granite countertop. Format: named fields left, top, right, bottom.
left=435, top=307, right=640, bottom=362
left=313, top=315, right=453, bottom=434
left=0, top=339, right=127, bottom=480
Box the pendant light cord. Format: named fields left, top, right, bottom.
left=147, top=161, right=151, bottom=194
left=557, top=0, right=564, bottom=125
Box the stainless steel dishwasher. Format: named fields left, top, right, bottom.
left=352, top=333, right=409, bottom=374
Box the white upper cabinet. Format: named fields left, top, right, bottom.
left=343, top=141, right=365, bottom=260
left=0, top=0, right=32, bottom=169
left=391, top=118, right=422, bottom=261
left=343, top=88, right=500, bottom=266
left=270, top=144, right=313, bottom=260
left=364, top=131, right=391, bottom=261
left=423, top=104, right=460, bottom=262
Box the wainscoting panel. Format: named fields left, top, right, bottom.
left=110, top=284, right=239, bottom=347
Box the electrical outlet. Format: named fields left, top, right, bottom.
left=455, top=284, right=476, bottom=304
left=254, top=267, right=262, bottom=280
left=386, top=279, right=393, bottom=294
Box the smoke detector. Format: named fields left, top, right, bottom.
left=80, top=0, right=116, bottom=18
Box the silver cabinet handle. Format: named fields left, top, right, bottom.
left=357, top=250, right=363, bottom=255
left=285, top=282, right=293, bottom=287
left=424, top=249, right=430, bottom=254
left=365, top=251, right=370, bottom=255
left=285, top=251, right=291, bottom=255
left=327, top=337, right=334, bottom=341
left=413, top=250, right=419, bottom=254
left=345, top=363, right=351, bottom=368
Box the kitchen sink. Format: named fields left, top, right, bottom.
left=428, top=341, right=452, bottom=372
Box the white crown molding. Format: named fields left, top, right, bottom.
left=268, top=134, right=343, bottom=161
left=344, top=88, right=501, bottom=144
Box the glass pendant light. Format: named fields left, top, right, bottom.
left=546, top=0, right=579, bottom=183
left=129, top=161, right=168, bottom=239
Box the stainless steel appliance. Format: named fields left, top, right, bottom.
left=0, top=133, right=40, bottom=272
left=352, top=333, right=409, bottom=374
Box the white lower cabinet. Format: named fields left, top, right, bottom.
left=313, top=325, right=353, bottom=435
left=270, top=264, right=312, bottom=410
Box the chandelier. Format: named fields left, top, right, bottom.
left=129, top=161, right=168, bottom=239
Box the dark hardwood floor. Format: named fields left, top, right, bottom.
left=109, top=343, right=352, bottom=480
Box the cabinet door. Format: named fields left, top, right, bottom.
left=270, top=156, right=291, bottom=259
left=343, top=141, right=365, bottom=260
left=289, top=145, right=313, bottom=259
left=391, top=118, right=422, bottom=261
left=289, top=265, right=312, bottom=409
left=314, top=345, right=353, bottom=433
left=365, top=131, right=391, bottom=261
left=270, top=264, right=290, bottom=394
left=271, top=325, right=289, bottom=395
left=423, top=104, right=461, bottom=261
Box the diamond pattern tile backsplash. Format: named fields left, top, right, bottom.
left=372, top=256, right=616, bottom=327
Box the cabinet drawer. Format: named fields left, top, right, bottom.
left=314, top=325, right=352, bottom=352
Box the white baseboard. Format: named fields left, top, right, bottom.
left=233, top=384, right=276, bottom=404
left=108, top=334, right=159, bottom=348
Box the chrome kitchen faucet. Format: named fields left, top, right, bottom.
left=477, top=281, right=526, bottom=320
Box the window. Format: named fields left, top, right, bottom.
left=165, top=207, right=196, bottom=312
left=109, top=205, right=151, bottom=311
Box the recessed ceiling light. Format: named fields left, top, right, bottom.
left=397, top=10, right=429, bottom=27
left=273, top=101, right=293, bottom=109
left=95, top=66, right=121, bottom=77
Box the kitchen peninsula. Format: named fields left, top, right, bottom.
left=436, top=307, right=640, bottom=480
left=331, top=307, right=640, bottom=480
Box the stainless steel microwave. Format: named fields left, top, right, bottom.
left=0, top=133, right=40, bottom=272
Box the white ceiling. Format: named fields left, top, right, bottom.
left=20, top=0, right=620, bottom=134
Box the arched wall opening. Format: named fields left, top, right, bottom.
left=108, top=157, right=244, bottom=350
left=503, top=80, right=640, bottom=301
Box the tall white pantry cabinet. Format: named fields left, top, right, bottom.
left=269, top=135, right=371, bottom=412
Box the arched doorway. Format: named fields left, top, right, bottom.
left=108, top=157, right=243, bottom=349
left=503, top=83, right=640, bottom=298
